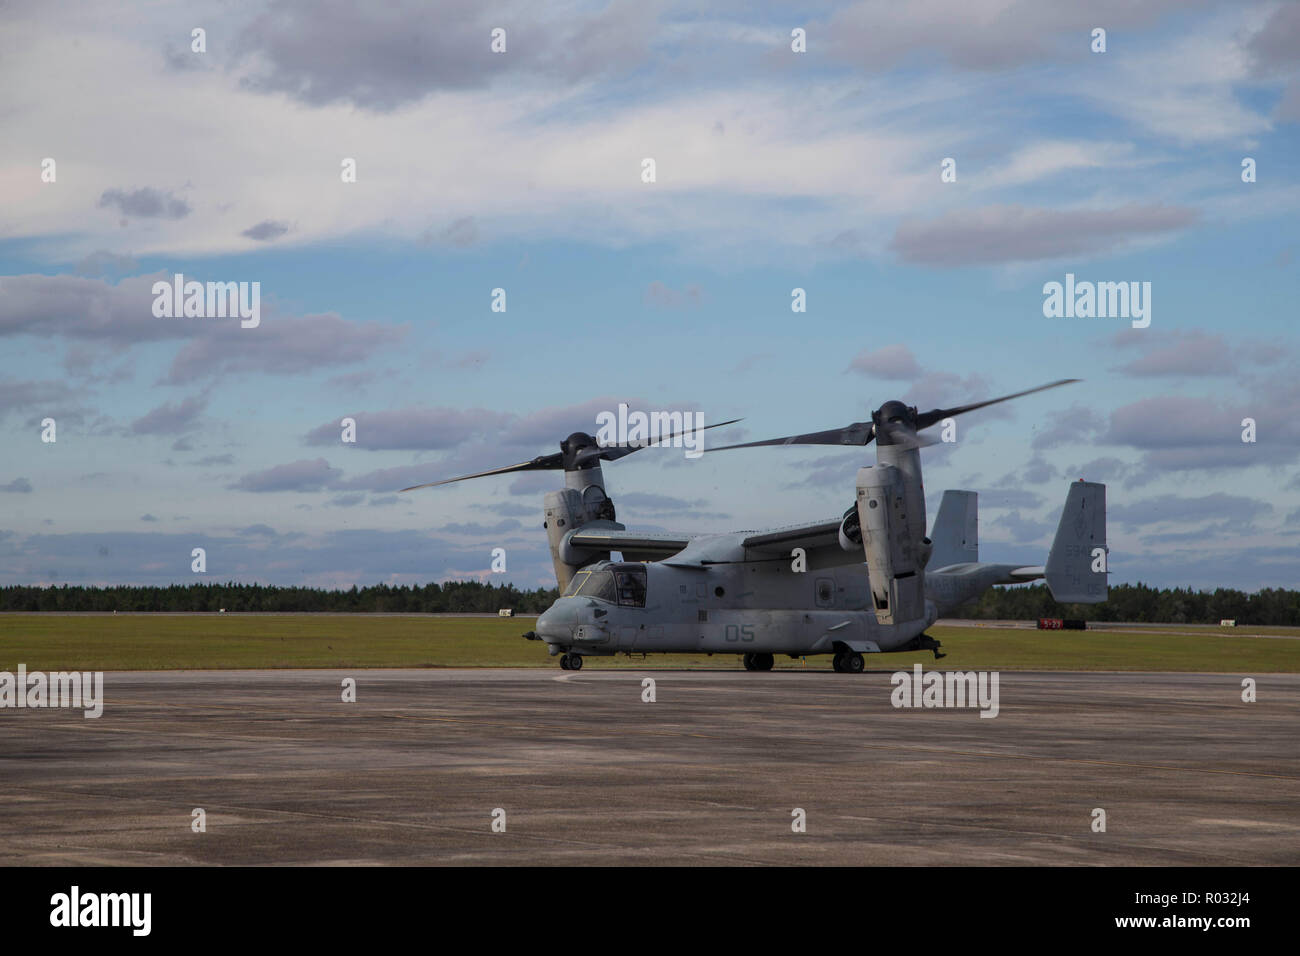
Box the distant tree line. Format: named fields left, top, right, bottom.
left=0, top=581, right=560, bottom=614
left=1, top=580, right=1297, bottom=625
left=965, top=583, right=1300, bottom=626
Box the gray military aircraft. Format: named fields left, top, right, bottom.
left=402, top=381, right=1107, bottom=672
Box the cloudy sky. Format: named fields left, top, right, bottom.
left=1, top=0, right=1297, bottom=591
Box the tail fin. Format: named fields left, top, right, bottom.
left=929, top=490, right=978, bottom=569
left=1045, top=481, right=1107, bottom=603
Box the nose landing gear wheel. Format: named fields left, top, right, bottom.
left=560, top=654, right=570, bottom=670
left=567, top=653, right=583, bottom=671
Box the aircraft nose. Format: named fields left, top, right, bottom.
left=536, top=601, right=578, bottom=641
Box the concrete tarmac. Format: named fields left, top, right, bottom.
left=1, top=668, right=1296, bottom=865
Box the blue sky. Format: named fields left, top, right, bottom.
left=1, top=0, right=1298, bottom=591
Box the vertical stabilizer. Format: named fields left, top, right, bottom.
left=929, top=490, right=978, bottom=568
left=1045, top=481, right=1107, bottom=603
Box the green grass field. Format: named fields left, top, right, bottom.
left=1, top=614, right=1297, bottom=672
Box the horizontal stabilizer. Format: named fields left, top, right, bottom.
left=1008, top=565, right=1044, bottom=581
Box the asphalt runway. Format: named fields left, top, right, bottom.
left=2, top=669, right=1296, bottom=865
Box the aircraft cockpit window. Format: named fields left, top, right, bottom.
left=614, top=567, right=647, bottom=608
left=575, top=570, right=617, bottom=603
left=562, top=571, right=591, bottom=598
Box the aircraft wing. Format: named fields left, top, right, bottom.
left=741, top=519, right=842, bottom=553
left=740, top=518, right=862, bottom=570
left=635, top=518, right=863, bottom=570
left=565, top=528, right=695, bottom=561
left=569, top=517, right=858, bottom=568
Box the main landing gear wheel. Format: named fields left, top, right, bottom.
left=833, top=651, right=864, bottom=673
left=743, top=652, right=774, bottom=672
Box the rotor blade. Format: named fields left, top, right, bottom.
left=709, top=421, right=874, bottom=452
left=593, top=417, right=745, bottom=462
left=879, top=421, right=939, bottom=450
left=915, top=379, right=1080, bottom=430
left=399, top=453, right=562, bottom=492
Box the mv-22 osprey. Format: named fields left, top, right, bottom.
left=403, top=380, right=1107, bottom=672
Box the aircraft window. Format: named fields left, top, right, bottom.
left=614, top=568, right=647, bottom=608
left=562, top=571, right=591, bottom=597
left=576, top=570, right=617, bottom=603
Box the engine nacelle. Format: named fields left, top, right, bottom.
left=544, top=483, right=622, bottom=590
left=855, top=463, right=927, bottom=626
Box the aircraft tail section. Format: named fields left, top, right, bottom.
left=929, top=490, right=978, bottom=569
left=1045, top=481, right=1107, bottom=603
